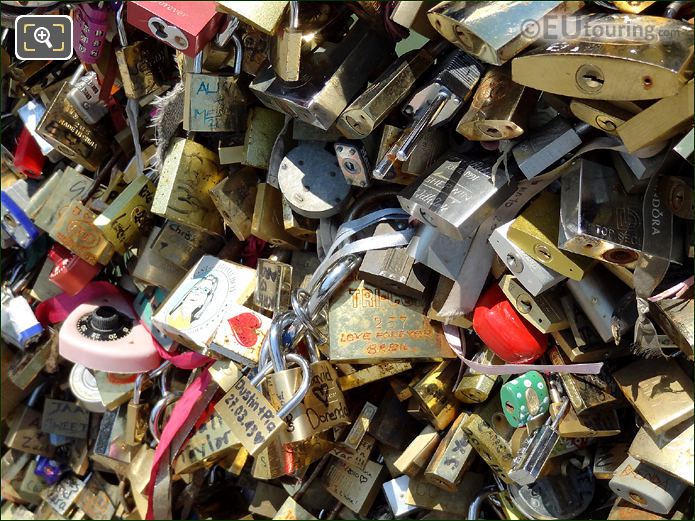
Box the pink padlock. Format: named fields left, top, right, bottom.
left=48, top=245, right=101, bottom=296
left=59, top=292, right=161, bottom=373
left=73, top=3, right=110, bottom=64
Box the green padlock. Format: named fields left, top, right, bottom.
left=500, top=370, right=549, bottom=428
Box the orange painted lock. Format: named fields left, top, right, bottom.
left=473, top=284, right=547, bottom=364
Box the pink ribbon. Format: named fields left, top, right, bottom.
left=443, top=325, right=604, bottom=375
left=146, top=367, right=215, bottom=519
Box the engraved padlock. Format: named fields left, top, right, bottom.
left=183, top=42, right=249, bottom=132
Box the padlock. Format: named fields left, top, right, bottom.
left=35, top=82, right=111, bottom=171
left=373, top=50, right=484, bottom=179
left=673, top=128, right=694, bottom=164
left=250, top=21, right=395, bottom=131
left=215, top=351, right=310, bottom=456
left=281, top=197, right=317, bottom=243
left=490, top=220, right=566, bottom=297
left=209, top=167, right=258, bottom=241
left=650, top=298, right=694, bottom=361
left=461, top=408, right=515, bottom=484
left=593, top=441, right=630, bottom=480
left=334, top=140, right=372, bottom=188
left=508, top=394, right=569, bottom=486
left=406, top=223, right=474, bottom=280
left=151, top=138, right=225, bottom=234
left=322, top=457, right=387, bottom=516
left=511, top=117, right=593, bottom=180
left=1, top=179, right=41, bottom=249
left=457, top=65, right=538, bottom=141
left=59, top=291, right=161, bottom=374
left=209, top=304, right=269, bottom=365
left=175, top=411, right=241, bottom=474
left=405, top=473, right=485, bottom=516
left=1, top=291, right=43, bottom=351
left=359, top=222, right=433, bottom=300
left=243, top=106, right=286, bottom=170
left=613, top=1, right=656, bottom=13
left=410, top=361, right=459, bottom=430
left=617, top=80, right=694, bottom=153
left=150, top=220, right=225, bottom=271
left=611, top=150, right=669, bottom=195
left=72, top=2, right=109, bottom=64
left=393, top=425, right=440, bottom=478
left=124, top=373, right=149, bottom=447
left=40, top=398, right=90, bottom=440
left=335, top=401, right=378, bottom=453
left=382, top=475, right=419, bottom=518
left=41, top=475, right=87, bottom=517
left=500, top=370, right=550, bottom=428
left=613, top=358, right=693, bottom=435
left=91, top=406, right=133, bottom=475
left=66, top=69, right=109, bottom=125
left=500, top=275, right=569, bottom=334
left=93, top=173, right=156, bottom=254
left=73, top=473, right=117, bottom=520
left=547, top=346, right=618, bottom=416
left=26, top=166, right=94, bottom=234
left=17, top=100, right=61, bottom=161
left=152, top=255, right=256, bottom=352
left=508, top=191, right=594, bottom=280
left=507, top=457, right=595, bottom=519
left=278, top=142, right=351, bottom=219
left=473, top=284, right=548, bottom=364
left=183, top=47, right=249, bottom=132
left=131, top=226, right=188, bottom=291
left=251, top=183, right=302, bottom=249
left=255, top=256, right=293, bottom=312
left=512, top=15, right=694, bottom=100
left=609, top=455, right=688, bottom=515
left=328, top=279, right=454, bottom=363
left=13, top=127, right=45, bottom=179
left=453, top=348, right=501, bottom=403
left=68, top=363, right=106, bottom=414
left=569, top=99, right=638, bottom=136
left=148, top=364, right=182, bottom=445
left=399, top=155, right=516, bottom=241
left=8, top=331, right=54, bottom=390
left=115, top=5, right=175, bottom=100
left=270, top=1, right=301, bottom=82
left=428, top=1, right=583, bottom=65
left=49, top=200, right=115, bottom=266
left=423, top=412, right=475, bottom=492
left=5, top=384, right=54, bottom=457
left=559, top=158, right=653, bottom=267
left=216, top=1, right=289, bottom=35
left=337, top=39, right=447, bottom=139
left=127, top=1, right=224, bottom=56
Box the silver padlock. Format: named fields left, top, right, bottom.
left=489, top=220, right=566, bottom=296
left=66, top=66, right=108, bottom=125
left=406, top=223, right=474, bottom=280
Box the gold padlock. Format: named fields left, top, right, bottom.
left=50, top=201, right=115, bottom=266
left=209, top=167, right=259, bottom=241
left=251, top=184, right=301, bottom=249
left=424, top=412, right=475, bottom=492
left=152, top=138, right=225, bottom=234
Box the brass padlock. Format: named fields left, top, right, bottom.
left=216, top=1, right=289, bottom=35
left=49, top=201, right=115, bottom=266
left=251, top=183, right=301, bottom=249
left=453, top=347, right=501, bottom=403
left=393, top=425, right=440, bottom=477
left=282, top=197, right=317, bottom=243
left=151, top=138, right=225, bottom=234
left=270, top=1, right=301, bottom=82
left=36, top=82, right=110, bottom=171
left=93, top=174, right=156, bottom=254
left=184, top=47, right=249, bottom=132
left=457, top=65, right=538, bottom=141
left=209, top=167, right=258, bottom=241
left=410, top=361, right=459, bottom=430
left=322, top=458, right=387, bottom=516
left=512, top=15, right=694, bottom=100
left=500, top=275, right=569, bottom=333
left=424, top=412, right=475, bottom=492
left=508, top=191, right=594, bottom=280
left=255, top=255, right=293, bottom=313
left=124, top=373, right=149, bottom=447
left=150, top=220, right=225, bottom=272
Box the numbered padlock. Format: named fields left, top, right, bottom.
left=72, top=2, right=110, bottom=64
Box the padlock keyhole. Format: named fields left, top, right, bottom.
left=151, top=20, right=168, bottom=39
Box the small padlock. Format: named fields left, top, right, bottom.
left=453, top=348, right=501, bottom=404
left=49, top=200, right=115, bottom=266
left=66, top=69, right=109, bottom=125
left=251, top=183, right=302, bottom=249
left=500, top=371, right=550, bottom=429
left=271, top=1, right=301, bottom=82
left=1, top=178, right=41, bottom=249
left=183, top=45, right=249, bottom=132
left=125, top=373, right=150, bottom=447
left=13, top=127, right=45, bottom=179
left=255, top=254, right=293, bottom=313
left=209, top=167, right=259, bottom=241
left=72, top=2, right=110, bottom=64
left=47, top=245, right=101, bottom=296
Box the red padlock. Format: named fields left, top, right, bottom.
left=48, top=245, right=102, bottom=296
left=472, top=284, right=548, bottom=364
left=126, top=1, right=224, bottom=57
left=14, top=127, right=45, bottom=179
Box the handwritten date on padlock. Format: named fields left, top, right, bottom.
left=215, top=376, right=282, bottom=456
left=473, top=284, right=547, bottom=363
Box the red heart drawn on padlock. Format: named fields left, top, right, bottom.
left=228, top=312, right=262, bottom=348
left=473, top=284, right=548, bottom=364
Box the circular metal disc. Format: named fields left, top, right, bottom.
left=278, top=143, right=351, bottom=219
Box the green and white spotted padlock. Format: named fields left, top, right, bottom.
left=500, top=370, right=550, bottom=428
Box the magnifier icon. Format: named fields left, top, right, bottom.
left=33, top=26, right=52, bottom=48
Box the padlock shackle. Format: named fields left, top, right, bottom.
left=132, top=372, right=147, bottom=405
left=268, top=311, right=296, bottom=371
left=289, top=1, right=299, bottom=30
left=149, top=392, right=178, bottom=445
left=468, top=485, right=500, bottom=520
left=116, top=3, right=128, bottom=47
left=277, top=353, right=310, bottom=419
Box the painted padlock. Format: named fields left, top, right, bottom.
left=473, top=284, right=548, bottom=363
left=500, top=371, right=550, bottom=428
left=48, top=245, right=101, bottom=296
